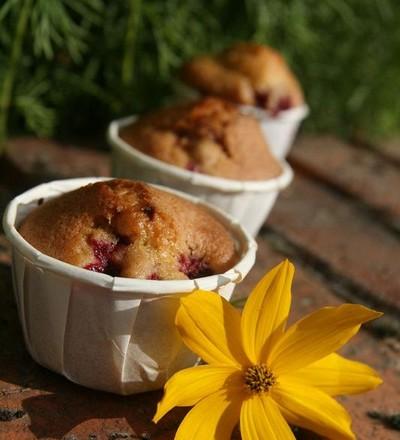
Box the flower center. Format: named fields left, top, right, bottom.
left=244, top=364, right=276, bottom=394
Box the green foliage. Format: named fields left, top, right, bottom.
left=0, top=0, right=399, bottom=145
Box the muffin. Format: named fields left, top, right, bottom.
left=5, top=177, right=256, bottom=395
left=19, top=179, right=238, bottom=280
left=182, top=42, right=304, bottom=116
left=119, top=97, right=282, bottom=180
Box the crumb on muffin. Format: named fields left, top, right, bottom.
left=19, top=179, right=239, bottom=280
left=120, top=97, right=282, bottom=180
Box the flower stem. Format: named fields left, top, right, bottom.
left=122, top=0, right=142, bottom=88
left=0, top=0, right=33, bottom=155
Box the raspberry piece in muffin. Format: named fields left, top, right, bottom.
left=19, top=179, right=238, bottom=280
left=85, top=238, right=117, bottom=273
left=178, top=254, right=213, bottom=279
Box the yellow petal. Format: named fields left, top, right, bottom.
left=174, top=388, right=243, bottom=440
left=282, top=353, right=382, bottom=396
left=176, top=290, right=249, bottom=367
left=268, top=304, right=382, bottom=374
left=272, top=380, right=355, bottom=440
left=241, top=260, right=294, bottom=364
left=153, top=365, right=241, bottom=423
left=240, top=393, right=295, bottom=440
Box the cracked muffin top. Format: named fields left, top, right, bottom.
left=182, top=42, right=304, bottom=116
left=19, top=179, right=238, bottom=280
left=120, top=97, right=282, bottom=180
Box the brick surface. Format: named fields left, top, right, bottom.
left=290, top=136, right=400, bottom=227
left=5, top=137, right=109, bottom=183
left=267, top=174, right=400, bottom=312
left=0, top=136, right=399, bottom=440
left=361, top=137, right=400, bottom=167
left=377, top=138, right=400, bottom=165
left=1, top=239, right=399, bottom=440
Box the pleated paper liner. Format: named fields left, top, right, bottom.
left=3, top=178, right=257, bottom=395
left=108, top=116, right=293, bottom=237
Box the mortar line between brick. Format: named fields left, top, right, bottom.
left=289, top=157, right=400, bottom=239
left=260, top=225, right=400, bottom=339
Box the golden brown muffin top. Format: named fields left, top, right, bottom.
left=19, top=179, right=238, bottom=280
left=182, top=42, right=304, bottom=115
left=120, top=97, right=282, bottom=180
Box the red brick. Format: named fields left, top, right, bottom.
left=379, top=139, right=400, bottom=163
left=234, top=238, right=343, bottom=317
left=6, top=137, right=109, bottom=181
left=290, top=136, right=400, bottom=225
left=267, top=174, right=400, bottom=311
left=365, top=137, right=400, bottom=167
left=1, top=137, right=399, bottom=440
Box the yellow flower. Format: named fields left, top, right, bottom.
left=153, top=260, right=383, bottom=440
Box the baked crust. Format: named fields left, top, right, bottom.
left=182, top=42, right=304, bottom=115
left=19, top=179, right=238, bottom=280
left=120, top=97, right=282, bottom=180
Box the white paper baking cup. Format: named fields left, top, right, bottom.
left=240, top=104, right=309, bottom=159
left=3, top=177, right=256, bottom=395
left=108, top=116, right=293, bottom=237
